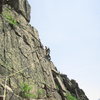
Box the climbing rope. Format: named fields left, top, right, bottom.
left=3, top=77, right=7, bottom=100
left=0, top=52, right=51, bottom=99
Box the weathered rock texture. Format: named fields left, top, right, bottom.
left=0, top=0, right=89, bottom=100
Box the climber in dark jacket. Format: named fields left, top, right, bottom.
left=45, top=46, right=51, bottom=61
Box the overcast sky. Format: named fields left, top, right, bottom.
left=28, top=0, right=100, bottom=100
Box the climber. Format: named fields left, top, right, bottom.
left=0, top=0, right=4, bottom=14
left=45, top=46, right=50, bottom=55
left=45, top=46, right=51, bottom=61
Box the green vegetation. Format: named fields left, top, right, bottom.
left=20, top=83, right=37, bottom=99
left=4, top=14, right=17, bottom=25
left=37, top=88, right=45, bottom=97
left=2, top=8, right=17, bottom=25
left=56, top=84, right=59, bottom=90
left=20, top=83, right=45, bottom=99
left=65, top=94, right=78, bottom=100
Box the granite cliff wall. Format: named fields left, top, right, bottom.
left=0, top=0, right=89, bottom=100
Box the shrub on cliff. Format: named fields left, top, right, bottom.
left=20, top=83, right=37, bottom=99
left=65, top=94, right=78, bottom=100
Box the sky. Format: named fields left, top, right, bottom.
left=28, top=0, right=100, bottom=100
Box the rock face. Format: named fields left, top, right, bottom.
left=0, top=0, right=89, bottom=100
left=8, top=0, right=31, bottom=22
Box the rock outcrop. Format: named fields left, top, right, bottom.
left=0, top=0, right=89, bottom=100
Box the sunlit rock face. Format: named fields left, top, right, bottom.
left=0, top=0, right=89, bottom=100
left=8, top=0, right=31, bottom=22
